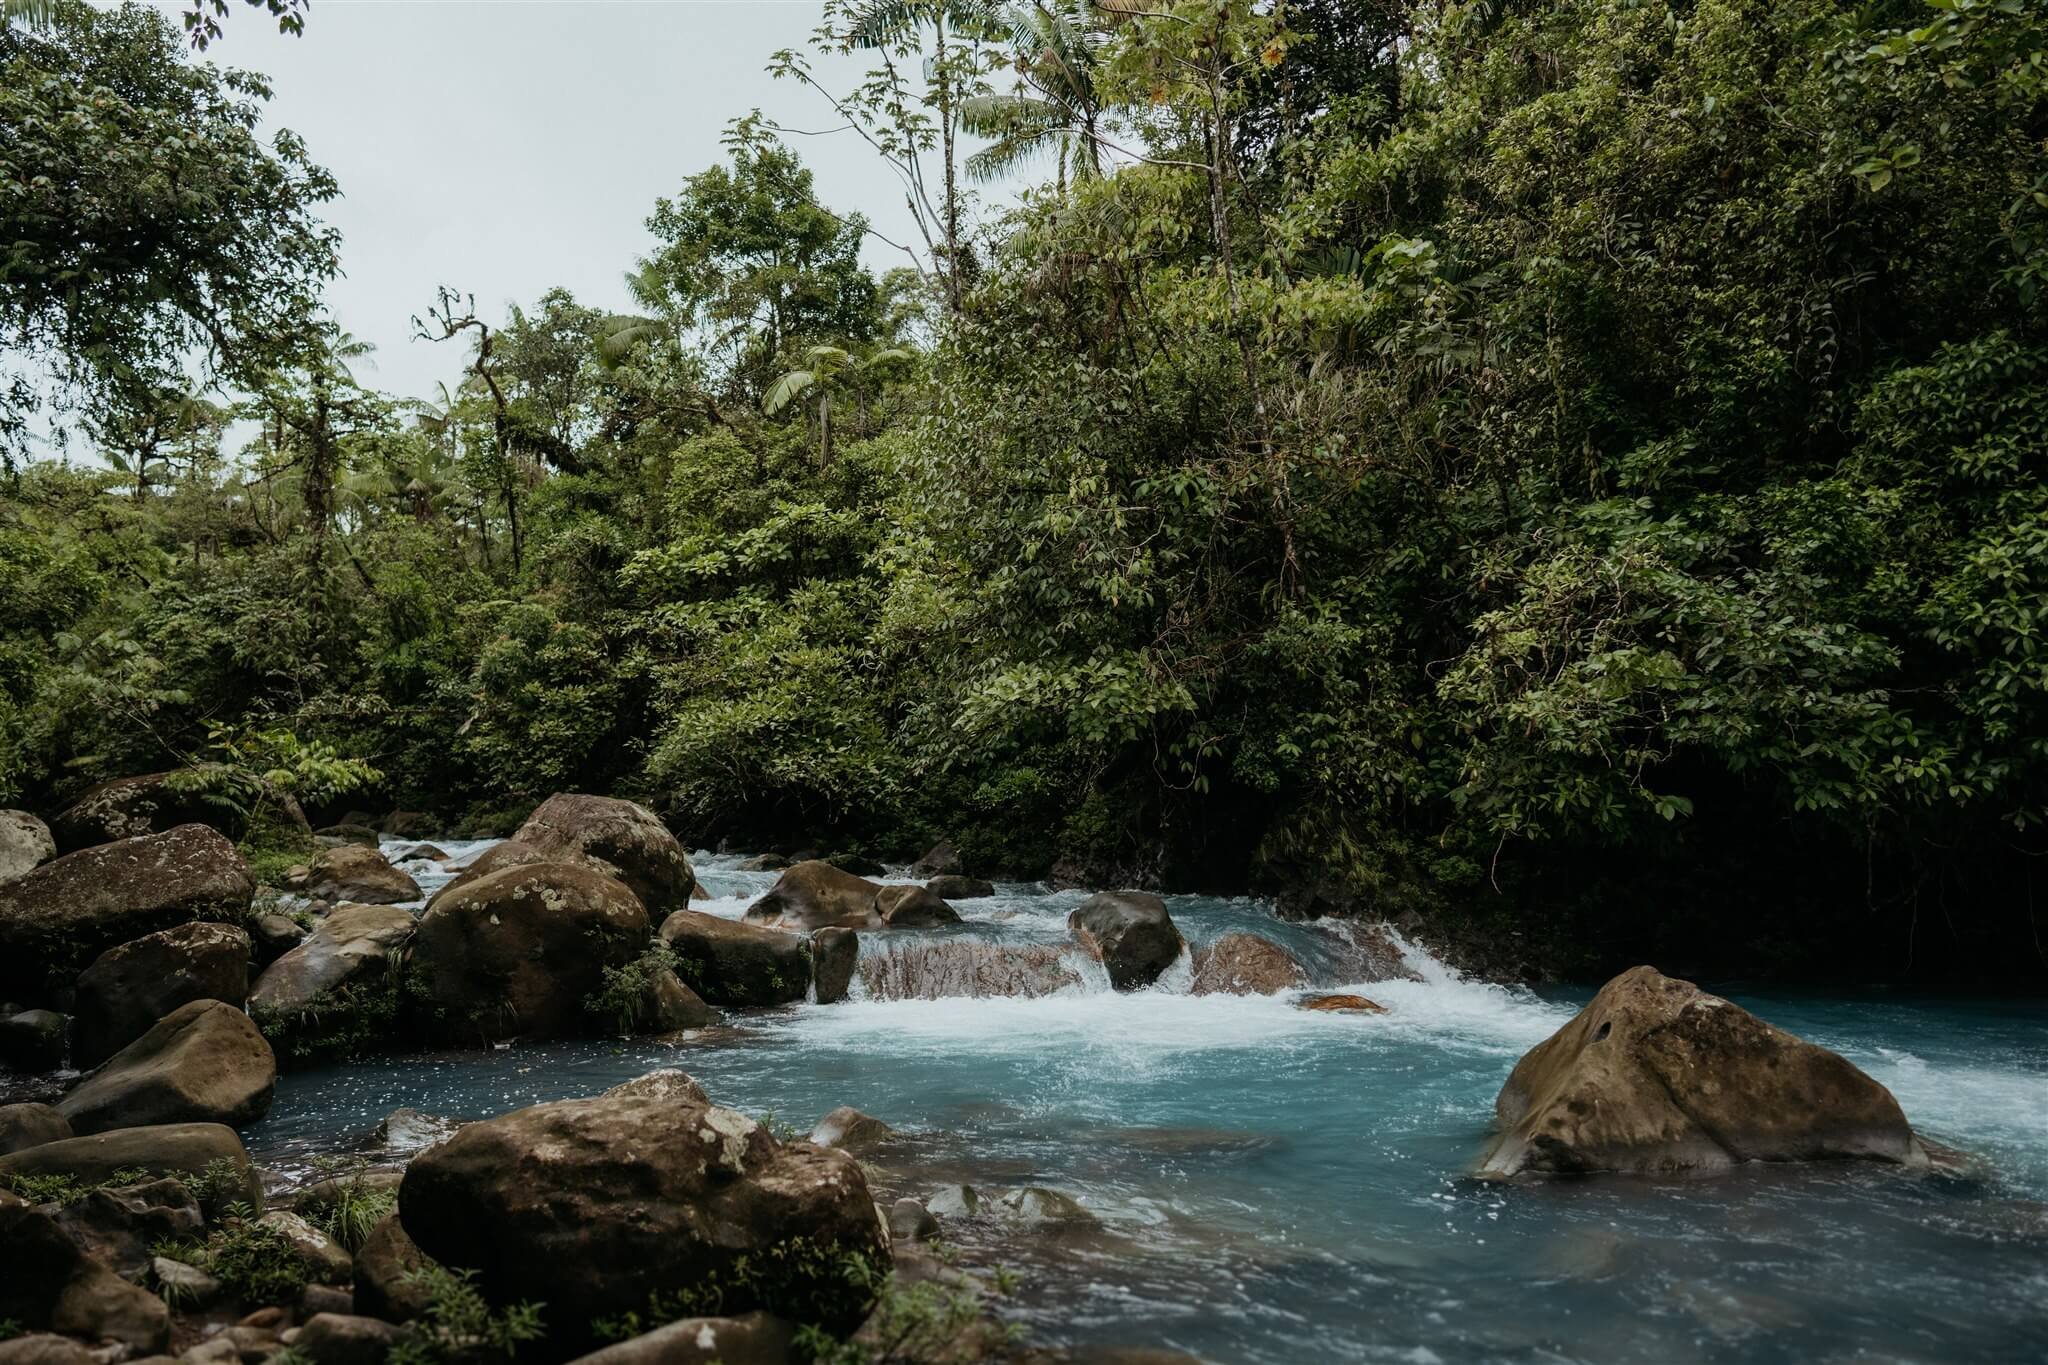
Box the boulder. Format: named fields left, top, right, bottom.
left=562, top=1312, right=795, bottom=1365
left=875, top=885, right=961, bottom=929
left=386, top=843, right=448, bottom=864
left=0, top=1123, right=262, bottom=1212
left=735, top=854, right=790, bottom=873
left=994, top=1187, right=1095, bottom=1225
left=0, top=825, right=253, bottom=1000
left=640, top=970, right=720, bottom=1033
left=1190, top=934, right=1307, bottom=996
left=352, top=1215, right=435, bottom=1323
left=300, top=846, right=420, bottom=906
left=56, top=1000, right=276, bottom=1134
left=73, top=922, right=253, bottom=1068
left=0, top=811, right=55, bottom=882
left=0, top=1336, right=99, bottom=1365
left=376, top=811, right=437, bottom=839
left=924, top=1185, right=980, bottom=1219
left=658, top=911, right=811, bottom=1007
left=1480, top=966, right=1929, bottom=1179
left=925, top=874, right=993, bottom=901
left=370, top=1108, right=461, bottom=1156
left=54, top=1178, right=204, bottom=1279
left=0, top=1197, right=170, bottom=1352
left=152, top=1256, right=223, bottom=1308
left=810, top=927, right=858, bottom=1005
left=249, top=913, right=309, bottom=963
left=0, top=1103, right=70, bottom=1155
left=299, top=1283, right=355, bottom=1318
left=313, top=825, right=379, bottom=847
left=425, top=839, right=551, bottom=906
left=600, top=1070, right=709, bottom=1106
left=510, top=794, right=695, bottom=916
left=887, top=1198, right=939, bottom=1244
left=408, top=863, right=649, bottom=1042
left=51, top=769, right=308, bottom=853
left=249, top=903, right=413, bottom=1017
left=809, top=1107, right=894, bottom=1155
left=255, top=1211, right=355, bottom=1283
left=398, top=1093, right=889, bottom=1351
left=291, top=1314, right=403, bottom=1365
left=0, top=1009, right=66, bottom=1070
left=1300, top=993, right=1384, bottom=1014
left=1068, top=892, right=1184, bottom=991
left=744, top=861, right=885, bottom=931
left=909, top=841, right=961, bottom=878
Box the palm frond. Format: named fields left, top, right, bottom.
left=763, top=369, right=819, bottom=415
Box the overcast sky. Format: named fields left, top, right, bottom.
left=170, top=0, right=978, bottom=406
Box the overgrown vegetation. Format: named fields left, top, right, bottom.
left=582, top=937, right=683, bottom=1036
left=385, top=1264, right=545, bottom=1365
left=4, top=0, right=2045, bottom=980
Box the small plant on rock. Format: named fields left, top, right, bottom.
left=386, top=1264, right=545, bottom=1365
left=582, top=936, right=682, bottom=1035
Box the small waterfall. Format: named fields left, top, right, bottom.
left=1150, top=942, right=1196, bottom=994
left=856, top=939, right=1109, bottom=1000
left=1312, top=919, right=1428, bottom=984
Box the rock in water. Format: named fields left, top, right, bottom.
left=409, top=863, right=649, bottom=1043
left=0, top=1009, right=66, bottom=1070
left=1480, top=965, right=1929, bottom=1179
left=0, top=1122, right=264, bottom=1212
left=50, top=769, right=309, bottom=852
left=0, top=825, right=253, bottom=1000
left=809, top=1106, right=895, bottom=1154
left=659, top=910, right=811, bottom=1006
left=248, top=903, right=415, bottom=1057
left=925, top=874, right=994, bottom=900
left=1069, top=892, right=1185, bottom=991
left=57, top=1000, right=276, bottom=1134
left=398, top=1093, right=890, bottom=1352
left=425, top=838, right=550, bottom=906
left=875, top=884, right=961, bottom=928
left=0, top=811, right=55, bottom=882
left=810, top=926, right=858, bottom=1004
left=512, top=794, right=696, bottom=916
left=745, top=860, right=886, bottom=930
left=1190, top=933, right=1307, bottom=995
left=72, top=921, right=253, bottom=1068
left=909, top=841, right=961, bottom=878
left=1299, top=993, right=1384, bottom=1014
left=301, top=845, right=421, bottom=905
left=601, top=1070, right=709, bottom=1105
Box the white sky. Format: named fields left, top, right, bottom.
left=163, top=0, right=985, bottom=406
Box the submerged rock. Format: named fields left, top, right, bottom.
left=0, top=825, right=253, bottom=1000
left=510, top=794, right=696, bottom=917
left=57, top=1000, right=276, bottom=1134
left=73, top=921, right=253, bottom=1068
left=1069, top=892, right=1185, bottom=991
left=562, top=1311, right=795, bottom=1365
left=1480, top=966, right=1930, bottom=1179
left=371, top=1107, right=462, bottom=1155
left=398, top=1092, right=890, bottom=1352
left=659, top=910, right=811, bottom=1007
left=1299, top=993, right=1384, bottom=1014
left=810, top=926, right=858, bottom=1004
left=51, top=769, right=308, bottom=853
left=409, top=863, right=649, bottom=1042
left=300, top=845, right=421, bottom=905
left=994, top=1186, right=1096, bottom=1225
left=0, top=811, right=55, bottom=883
left=1190, top=933, right=1307, bottom=996
left=809, top=1106, right=895, bottom=1154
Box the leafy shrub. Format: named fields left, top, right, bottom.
left=385, top=1264, right=545, bottom=1365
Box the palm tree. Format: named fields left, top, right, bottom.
left=960, top=2, right=1109, bottom=190
left=1, top=0, right=61, bottom=31
left=763, top=343, right=916, bottom=466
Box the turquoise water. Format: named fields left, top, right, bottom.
left=249, top=850, right=2048, bottom=1363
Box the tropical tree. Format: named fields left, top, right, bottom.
left=763, top=343, right=915, bottom=465
left=960, top=1, right=1110, bottom=188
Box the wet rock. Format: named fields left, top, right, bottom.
left=249, top=915, right=308, bottom=964
left=0, top=1336, right=99, bottom=1365
left=1481, top=965, right=1929, bottom=1179
left=73, top=922, right=253, bottom=1068
left=809, top=1106, right=894, bottom=1155
left=689, top=880, right=711, bottom=901
left=744, top=861, right=885, bottom=931
left=54, top=1178, right=204, bottom=1279
left=509, top=794, right=695, bottom=917
left=888, top=1197, right=939, bottom=1244
left=875, top=884, right=961, bottom=929
left=825, top=853, right=885, bottom=877
left=423, top=839, right=550, bottom=906
left=409, top=863, right=649, bottom=1042
left=994, top=1187, right=1095, bottom=1225
left=371, top=1108, right=460, bottom=1155
left=735, top=854, right=790, bottom=873
left=153, top=1256, right=224, bottom=1308
left=925, top=1185, right=980, bottom=1219
left=810, top=927, right=858, bottom=1004
left=925, top=874, right=993, bottom=901
left=255, top=1211, right=355, bottom=1283
left=1190, top=933, right=1307, bottom=996
left=600, top=1070, right=709, bottom=1105
left=0, top=811, right=55, bottom=882
left=1299, top=993, right=1384, bottom=1014
left=561, top=1312, right=795, bottom=1365
left=313, top=825, right=379, bottom=847
left=658, top=910, right=810, bottom=1007
left=1068, top=892, right=1184, bottom=991
left=0, top=826, right=253, bottom=1000
left=639, top=970, right=719, bottom=1033
left=291, top=1315, right=401, bottom=1365
left=0, top=1123, right=263, bottom=1213
left=51, top=770, right=307, bottom=853
left=0, top=1197, right=170, bottom=1352
left=351, top=1215, right=433, bottom=1323
left=299, top=846, right=420, bottom=906
left=377, top=811, right=437, bottom=839
left=398, top=1092, right=889, bottom=1351
left=386, top=843, right=447, bottom=864
left=0, top=1102, right=71, bottom=1155
left=1, top=1009, right=66, bottom=1070
left=909, top=841, right=961, bottom=878
left=248, top=904, right=413, bottom=1056
left=56, top=1000, right=276, bottom=1134
left=180, top=1337, right=242, bottom=1365
left=858, top=941, right=1079, bottom=1000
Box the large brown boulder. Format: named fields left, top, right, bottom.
left=51, top=768, right=308, bottom=852
left=352, top=1214, right=434, bottom=1323
left=56, top=1000, right=276, bottom=1134
left=425, top=839, right=551, bottom=907
left=874, top=884, right=961, bottom=928
left=0, top=1103, right=70, bottom=1155
left=659, top=910, right=811, bottom=1007
left=1480, top=966, right=1930, bottom=1178
left=0, top=1122, right=263, bottom=1212
left=1190, top=933, right=1307, bottom=996
left=0, top=825, right=253, bottom=999
left=0, top=1198, right=170, bottom=1352
left=53, top=1177, right=204, bottom=1280
left=512, top=794, right=695, bottom=916
left=409, top=863, right=649, bottom=1042
left=810, top=927, right=858, bottom=1005
left=0, top=810, right=55, bottom=882
left=250, top=903, right=414, bottom=1015
left=73, top=922, right=253, bottom=1068
left=1069, top=892, right=1185, bottom=991
left=398, top=1093, right=889, bottom=1354
left=745, top=860, right=886, bottom=930
left=300, top=845, right=421, bottom=905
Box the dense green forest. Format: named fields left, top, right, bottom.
left=3, top=0, right=2045, bottom=980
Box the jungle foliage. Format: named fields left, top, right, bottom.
left=3, top=0, right=2045, bottom=979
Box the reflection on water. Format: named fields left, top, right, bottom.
left=245, top=846, right=2048, bottom=1363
